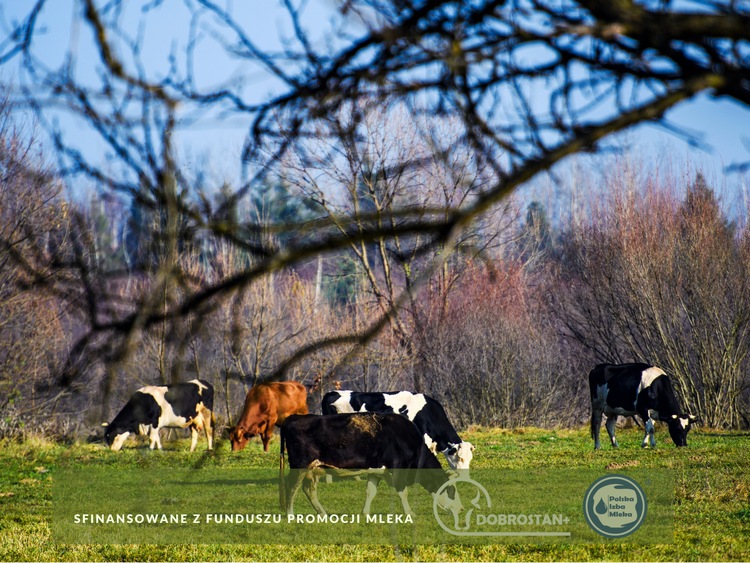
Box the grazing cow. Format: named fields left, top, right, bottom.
left=229, top=381, right=308, bottom=452
left=279, top=412, right=463, bottom=518
left=589, top=363, right=697, bottom=449
left=321, top=390, right=474, bottom=470
left=103, top=379, right=214, bottom=452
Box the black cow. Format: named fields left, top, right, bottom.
left=321, top=390, right=474, bottom=470
left=279, top=413, right=463, bottom=518
left=103, top=379, right=214, bottom=452
left=589, top=363, right=697, bottom=449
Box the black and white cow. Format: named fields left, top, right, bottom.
left=589, top=363, right=697, bottom=449
left=103, top=379, right=214, bottom=452
left=321, top=390, right=474, bottom=470
left=279, top=412, right=462, bottom=518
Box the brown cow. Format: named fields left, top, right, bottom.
left=230, top=381, right=308, bottom=452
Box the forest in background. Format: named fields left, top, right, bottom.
left=1, top=0, right=748, bottom=444
left=2, top=88, right=749, bottom=440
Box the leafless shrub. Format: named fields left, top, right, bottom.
left=552, top=171, right=750, bottom=428
left=415, top=265, right=579, bottom=428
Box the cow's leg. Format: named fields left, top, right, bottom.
left=285, top=470, right=305, bottom=515
left=650, top=420, right=657, bottom=448
left=396, top=487, right=415, bottom=518
left=149, top=427, right=162, bottom=450
left=302, top=474, right=327, bottom=516
left=203, top=409, right=214, bottom=450
left=642, top=417, right=656, bottom=448
left=261, top=426, right=272, bottom=452
left=189, top=425, right=199, bottom=453
left=605, top=415, right=618, bottom=448
left=362, top=475, right=381, bottom=515
left=262, top=416, right=277, bottom=452
left=591, top=408, right=603, bottom=450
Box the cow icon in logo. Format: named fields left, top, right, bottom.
left=583, top=475, right=647, bottom=538
left=433, top=476, right=492, bottom=534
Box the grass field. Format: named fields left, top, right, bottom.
left=0, top=426, right=748, bottom=562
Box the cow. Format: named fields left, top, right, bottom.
left=589, top=363, right=697, bottom=449
left=103, top=379, right=214, bottom=452
left=279, top=412, right=463, bottom=519
left=321, top=390, right=474, bottom=470
left=229, top=381, right=308, bottom=452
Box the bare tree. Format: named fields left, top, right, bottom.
left=0, top=90, right=72, bottom=433
left=277, top=103, right=513, bottom=388
left=417, top=264, right=580, bottom=427
left=553, top=170, right=750, bottom=428
left=2, top=0, right=748, bottom=389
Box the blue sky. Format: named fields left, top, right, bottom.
left=3, top=0, right=749, bottom=205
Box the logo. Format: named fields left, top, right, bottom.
left=432, top=475, right=571, bottom=537
left=433, top=476, right=492, bottom=535
left=583, top=475, right=647, bottom=538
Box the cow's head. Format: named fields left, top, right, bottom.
left=229, top=422, right=265, bottom=451
left=666, top=414, right=698, bottom=447
left=102, top=423, right=130, bottom=451
left=229, top=426, right=250, bottom=451
left=444, top=441, right=475, bottom=470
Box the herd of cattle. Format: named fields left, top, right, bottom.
left=102, top=362, right=697, bottom=514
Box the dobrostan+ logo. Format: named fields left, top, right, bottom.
left=432, top=476, right=571, bottom=537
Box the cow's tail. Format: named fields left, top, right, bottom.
left=279, top=428, right=286, bottom=512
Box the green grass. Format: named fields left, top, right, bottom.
left=0, top=426, right=748, bottom=561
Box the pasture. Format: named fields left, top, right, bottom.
left=0, top=426, right=748, bottom=562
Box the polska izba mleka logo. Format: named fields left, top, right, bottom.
left=583, top=475, right=647, bottom=538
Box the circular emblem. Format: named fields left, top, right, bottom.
left=583, top=475, right=647, bottom=538
left=433, top=475, right=492, bottom=535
